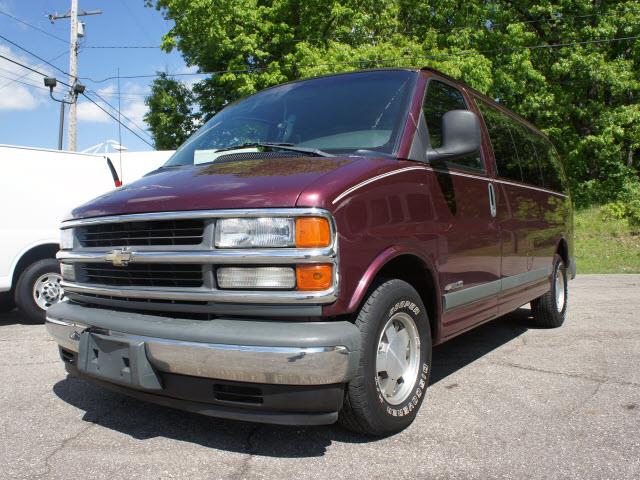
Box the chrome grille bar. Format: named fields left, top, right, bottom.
left=61, top=281, right=337, bottom=304
left=58, top=248, right=335, bottom=265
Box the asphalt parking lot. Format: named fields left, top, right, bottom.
left=1, top=274, right=639, bottom=479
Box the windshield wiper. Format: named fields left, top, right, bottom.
left=214, top=142, right=333, bottom=157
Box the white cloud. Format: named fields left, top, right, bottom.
left=76, top=98, right=111, bottom=123
left=0, top=84, right=39, bottom=110
left=76, top=82, right=149, bottom=130
left=122, top=98, right=147, bottom=127
left=0, top=45, right=51, bottom=111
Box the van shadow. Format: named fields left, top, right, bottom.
left=430, top=307, right=534, bottom=385
left=0, top=309, right=30, bottom=326
left=52, top=308, right=535, bottom=458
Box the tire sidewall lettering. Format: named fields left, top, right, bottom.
left=375, top=297, right=430, bottom=418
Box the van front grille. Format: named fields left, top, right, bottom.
left=77, top=263, right=204, bottom=288
left=77, top=219, right=205, bottom=247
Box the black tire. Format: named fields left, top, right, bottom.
left=339, top=279, right=432, bottom=436
left=14, top=258, right=63, bottom=324
left=531, top=254, right=568, bottom=328
left=0, top=291, right=15, bottom=313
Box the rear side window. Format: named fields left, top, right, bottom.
left=476, top=98, right=565, bottom=193
left=423, top=80, right=483, bottom=171
left=531, top=134, right=565, bottom=192
left=475, top=99, right=521, bottom=181
left=510, top=123, right=544, bottom=188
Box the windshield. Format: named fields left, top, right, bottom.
left=164, top=70, right=417, bottom=167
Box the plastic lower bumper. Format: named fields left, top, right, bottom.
left=46, top=301, right=361, bottom=425
left=62, top=359, right=344, bottom=426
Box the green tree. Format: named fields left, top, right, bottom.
left=144, top=72, right=199, bottom=149
left=145, top=0, right=640, bottom=206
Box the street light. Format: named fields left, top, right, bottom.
left=44, top=77, right=86, bottom=150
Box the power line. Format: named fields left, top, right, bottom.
left=0, top=50, right=67, bottom=91
left=86, top=70, right=209, bottom=83
left=91, top=91, right=152, bottom=98
left=0, top=49, right=152, bottom=147
left=81, top=92, right=154, bottom=147
left=84, top=45, right=161, bottom=49
left=82, top=34, right=640, bottom=83
left=0, top=52, right=72, bottom=87
left=0, top=72, right=51, bottom=90
left=84, top=11, right=624, bottom=50
left=485, top=10, right=630, bottom=31
left=0, top=33, right=72, bottom=80
left=86, top=89, right=153, bottom=141
left=0, top=8, right=69, bottom=44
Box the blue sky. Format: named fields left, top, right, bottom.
left=0, top=0, right=197, bottom=151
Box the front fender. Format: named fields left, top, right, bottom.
left=345, top=246, right=441, bottom=313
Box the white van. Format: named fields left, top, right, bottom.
left=0, top=145, right=171, bottom=322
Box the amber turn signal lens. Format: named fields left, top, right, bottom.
left=296, top=264, right=333, bottom=291
left=295, top=217, right=331, bottom=248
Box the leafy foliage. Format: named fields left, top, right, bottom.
left=144, top=1, right=640, bottom=205
left=601, top=179, right=640, bottom=227
left=144, top=72, right=200, bottom=149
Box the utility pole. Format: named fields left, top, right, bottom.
left=67, top=0, right=79, bottom=151
left=48, top=2, right=102, bottom=151
left=58, top=102, right=65, bottom=150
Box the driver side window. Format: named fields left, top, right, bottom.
left=423, top=80, right=483, bottom=171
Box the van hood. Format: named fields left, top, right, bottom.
left=69, top=156, right=367, bottom=219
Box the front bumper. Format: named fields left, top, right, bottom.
left=46, top=301, right=361, bottom=425
left=46, top=302, right=360, bottom=385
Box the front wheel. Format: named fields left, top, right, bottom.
left=339, top=279, right=432, bottom=436
left=531, top=254, right=568, bottom=328
left=14, top=258, right=64, bottom=324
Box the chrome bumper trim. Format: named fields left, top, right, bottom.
left=60, top=281, right=337, bottom=304
left=46, top=317, right=353, bottom=385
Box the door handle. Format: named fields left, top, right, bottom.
left=488, top=183, right=497, bottom=218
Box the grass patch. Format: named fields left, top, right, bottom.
left=574, top=206, right=640, bottom=273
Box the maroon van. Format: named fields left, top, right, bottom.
left=48, top=68, right=574, bottom=436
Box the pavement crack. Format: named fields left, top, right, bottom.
left=493, top=361, right=640, bottom=388
left=491, top=361, right=617, bottom=384
left=565, top=379, right=606, bottom=417
left=0, top=360, right=59, bottom=367
left=31, top=421, right=96, bottom=480
left=230, top=425, right=261, bottom=480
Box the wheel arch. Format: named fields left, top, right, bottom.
left=10, top=242, right=60, bottom=289
left=347, top=248, right=442, bottom=343
left=556, top=237, right=569, bottom=267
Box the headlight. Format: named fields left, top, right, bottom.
left=215, top=218, right=295, bottom=248
left=215, top=217, right=331, bottom=248
left=60, top=228, right=74, bottom=250
left=217, top=267, right=296, bottom=289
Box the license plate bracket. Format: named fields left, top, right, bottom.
left=77, top=332, right=162, bottom=390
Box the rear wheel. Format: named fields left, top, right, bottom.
left=339, top=279, right=431, bottom=436
left=14, top=259, right=64, bottom=324
left=531, top=254, right=567, bottom=328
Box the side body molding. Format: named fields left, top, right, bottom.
left=443, top=267, right=551, bottom=312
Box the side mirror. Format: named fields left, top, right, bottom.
left=426, top=110, right=481, bottom=163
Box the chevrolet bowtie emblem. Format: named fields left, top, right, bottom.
left=105, top=248, right=133, bottom=267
